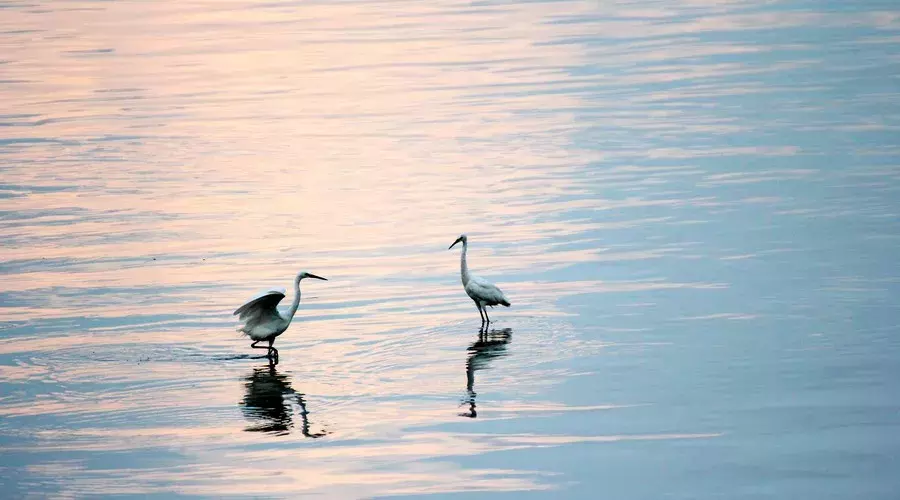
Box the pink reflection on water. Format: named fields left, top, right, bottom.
left=0, top=0, right=780, bottom=496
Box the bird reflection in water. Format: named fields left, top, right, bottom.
left=459, top=327, right=512, bottom=418
left=240, top=362, right=328, bottom=438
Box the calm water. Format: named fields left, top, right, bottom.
left=2, top=0, right=900, bottom=498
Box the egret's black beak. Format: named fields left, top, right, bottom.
left=307, top=273, right=327, bottom=281
left=449, top=237, right=462, bottom=250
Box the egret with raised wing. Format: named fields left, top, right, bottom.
left=234, top=271, right=327, bottom=362
left=449, top=234, right=510, bottom=325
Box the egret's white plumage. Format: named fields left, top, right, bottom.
left=449, top=234, right=510, bottom=324
left=234, top=271, right=326, bottom=360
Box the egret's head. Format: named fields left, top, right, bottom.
left=449, top=234, right=468, bottom=249
left=298, top=271, right=328, bottom=281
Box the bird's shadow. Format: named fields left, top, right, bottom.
left=239, top=362, right=328, bottom=438
left=459, top=327, right=512, bottom=418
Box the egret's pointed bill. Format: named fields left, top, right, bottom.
left=449, top=237, right=463, bottom=249
left=306, top=273, right=328, bottom=281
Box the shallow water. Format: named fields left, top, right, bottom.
left=2, top=0, right=900, bottom=497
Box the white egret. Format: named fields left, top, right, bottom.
left=448, top=234, right=510, bottom=324
left=234, top=271, right=327, bottom=361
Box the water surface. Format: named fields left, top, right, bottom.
left=2, top=0, right=899, bottom=497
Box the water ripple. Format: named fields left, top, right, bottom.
left=2, top=0, right=899, bottom=497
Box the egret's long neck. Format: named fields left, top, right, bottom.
left=460, top=241, right=471, bottom=286
left=285, top=278, right=302, bottom=324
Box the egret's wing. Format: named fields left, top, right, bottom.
left=234, top=289, right=286, bottom=320
left=467, top=274, right=496, bottom=292
left=466, top=277, right=510, bottom=305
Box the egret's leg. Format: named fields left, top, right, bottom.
left=475, top=301, right=485, bottom=323
left=251, top=340, right=272, bottom=360
left=267, top=338, right=278, bottom=360
left=483, top=305, right=491, bottom=324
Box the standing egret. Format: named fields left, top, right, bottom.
left=234, top=271, right=326, bottom=361
left=448, top=234, right=510, bottom=324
